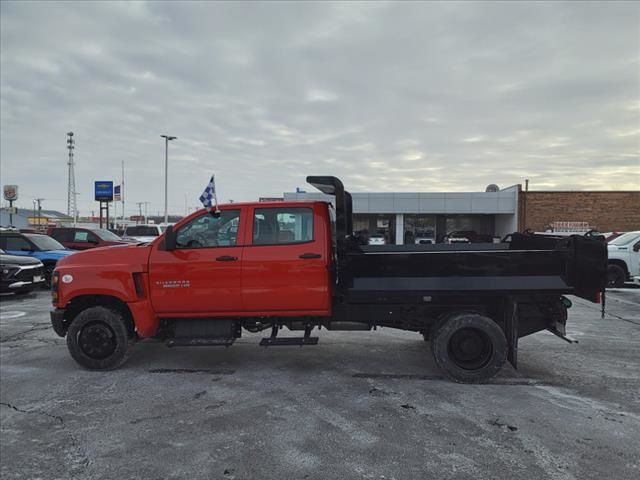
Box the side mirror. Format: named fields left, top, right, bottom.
left=165, top=225, right=176, bottom=251
left=633, top=243, right=640, bottom=252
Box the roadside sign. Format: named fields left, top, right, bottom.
left=94, top=181, right=114, bottom=202
left=3, top=185, right=18, bottom=201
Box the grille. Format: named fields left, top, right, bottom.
left=14, top=266, right=45, bottom=282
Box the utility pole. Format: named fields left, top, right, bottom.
left=35, top=198, right=44, bottom=231
left=66, top=132, right=77, bottom=225
left=121, top=161, right=125, bottom=227
left=143, top=201, right=150, bottom=224
left=136, top=202, right=144, bottom=225
left=160, top=134, right=177, bottom=225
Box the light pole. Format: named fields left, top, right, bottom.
left=160, top=135, right=177, bottom=224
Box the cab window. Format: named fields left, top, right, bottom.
left=253, top=208, right=313, bottom=245
left=3, top=236, right=32, bottom=251
left=73, top=231, right=95, bottom=243
left=175, top=210, right=241, bottom=249
left=51, top=229, right=73, bottom=242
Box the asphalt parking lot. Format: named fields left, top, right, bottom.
left=1, top=288, right=639, bottom=480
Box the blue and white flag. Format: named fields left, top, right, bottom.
left=199, top=175, right=219, bottom=212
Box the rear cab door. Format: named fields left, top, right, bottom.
left=241, top=202, right=331, bottom=314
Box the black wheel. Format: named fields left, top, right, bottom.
left=66, top=306, right=133, bottom=370
left=431, top=312, right=507, bottom=383
left=607, top=264, right=625, bottom=288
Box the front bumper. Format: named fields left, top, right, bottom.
left=50, top=308, right=68, bottom=337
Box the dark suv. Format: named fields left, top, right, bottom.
left=47, top=227, right=130, bottom=250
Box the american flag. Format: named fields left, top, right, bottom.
left=199, top=175, right=219, bottom=211
left=114, top=185, right=122, bottom=201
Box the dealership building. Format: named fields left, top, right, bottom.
left=284, top=186, right=639, bottom=245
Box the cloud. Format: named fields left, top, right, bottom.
left=1, top=1, right=638, bottom=217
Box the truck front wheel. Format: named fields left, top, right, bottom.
left=66, top=306, right=132, bottom=370
left=431, top=313, right=507, bottom=383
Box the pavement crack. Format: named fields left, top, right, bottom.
left=0, top=401, right=64, bottom=424
left=0, top=325, right=52, bottom=343
left=1, top=401, right=92, bottom=475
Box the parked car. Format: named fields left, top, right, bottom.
left=607, top=231, right=640, bottom=287
left=368, top=233, right=386, bottom=245
left=414, top=230, right=435, bottom=245
left=123, top=224, right=168, bottom=242
left=0, top=231, right=75, bottom=286
left=0, top=249, right=45, bottom=294
left=47, top=227, right=132, bottom=250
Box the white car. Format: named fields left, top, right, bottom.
left=123, top=224, right=168, bottom=243
left=607, top=231, right=640, bottom=288
left=368, top=234, right=386, bottom=245
left=414, top=231, right=435, bottom=245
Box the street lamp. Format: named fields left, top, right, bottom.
left=160, top=135, right=177, bottom=224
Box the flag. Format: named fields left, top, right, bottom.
left=199, top=175, right=219, bottom=212
left=114, top=185, right=122, bottom=201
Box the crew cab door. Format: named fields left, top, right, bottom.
left=241, top=205, right=330, bottom=313
left=148, top=209, right=244, bottom=314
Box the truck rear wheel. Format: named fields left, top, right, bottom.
left=431, top=312, right=507, bottom=383
left=66, top=306, right=132, bottom=370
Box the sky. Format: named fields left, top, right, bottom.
left=1, top=1, right=639, bottom=217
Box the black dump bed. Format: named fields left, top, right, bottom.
left=345, top=233, right=607, bottom=302
left=306, top=175, right=608, bottom=303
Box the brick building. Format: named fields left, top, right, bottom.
left=518, top=190, right=640, bottom=232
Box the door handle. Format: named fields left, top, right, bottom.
left=299, top=253, right=321, bottom=259
left=216, top=255, right=238, bottom=262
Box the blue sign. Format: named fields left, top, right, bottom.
left=94, top=181, right=114, bottom=202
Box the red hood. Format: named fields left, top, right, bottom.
left=56, top=243, right=152, bottom=271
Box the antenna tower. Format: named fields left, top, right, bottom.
left=66, top=132, right=77, bottom=220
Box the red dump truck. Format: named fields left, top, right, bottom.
left=50, top=176, right=607, bottom=383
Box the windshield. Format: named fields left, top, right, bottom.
left=609, top=232, right=640, bottom=246
left=24, top=234, right=65, bottom=251
left=160, top=226, right=168, bottom=233
left=94, top=229, right=122, bottom=241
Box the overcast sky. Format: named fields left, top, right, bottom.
left=1, top=1, right=639, bottom=217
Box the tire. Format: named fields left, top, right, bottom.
left=431, top=312, right=507, bottom=384
left=66, top=306, right=133, bottom=370
left=607, top=264, right=626, bottom=288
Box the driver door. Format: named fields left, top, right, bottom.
left=148, top=208, right=245, bottom=314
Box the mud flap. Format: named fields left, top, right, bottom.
left=504, top=297, right=518, bottom=369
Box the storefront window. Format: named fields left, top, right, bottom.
left=404, top=215, right=436, bottom=245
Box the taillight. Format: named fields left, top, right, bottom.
left=51, top=271, right=60, bottom=305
